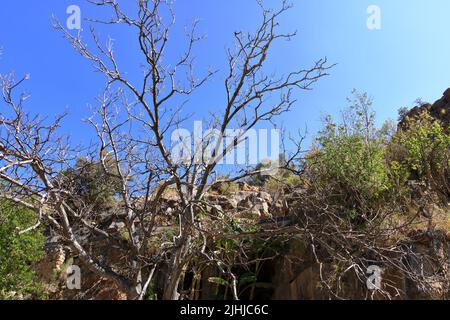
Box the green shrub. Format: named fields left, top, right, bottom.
left=307, top=91, right=395, bottom=216
left=211, top=178, right=240, bottom=194
left=57, top=156, right=122, bottom=210
left=0, top=202, right=45, bottom=299
left=249, top=154, right=302, bottom=190
left=390, top=111, right=450, bottom=198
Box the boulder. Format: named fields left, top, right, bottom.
left=206, top=194, right=238, bottom=210
left=236, top=191, right=272, bottom=219
left=443, top=88, right=450, bottom=101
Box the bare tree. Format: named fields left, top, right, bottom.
left=0, top=0, right=331, bottom=300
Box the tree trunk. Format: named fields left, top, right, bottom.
left=163, top=238, right=191, bottom=300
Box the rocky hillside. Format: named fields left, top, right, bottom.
left=38, top=184, right=450, bottom=300
left=400, top=88, right=450, bottom=129
left=6, top=89, right=450, bottom=301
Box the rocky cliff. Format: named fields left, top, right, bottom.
left=400, top=88, right=450, bottom=129
left=36, top=183, right=450, bottom=300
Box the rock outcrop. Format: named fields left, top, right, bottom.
left=400, top=88, right=450, bottom=129
left=35, top=164, right=450, bottom=300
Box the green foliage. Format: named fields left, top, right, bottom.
left=397, top=112, right=449, bottom=179
left=249, top=154, right=302, bottom=189
left=308, top=91, right=394, bottom=213
left=249, top=161, right=275, bottom=187
left=390, top=111, right=450, bottom=197
left=59, top=156, right=122, bottom=210
left=0, top=202, right=45, bottom=299
left=398, top=107, right=410, bottom=122
left=208, top=277, right=230, bottom=287
left=211, top=176, right=240, bottom=194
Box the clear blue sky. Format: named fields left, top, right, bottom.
left=1, top=0, right=450, bottom=147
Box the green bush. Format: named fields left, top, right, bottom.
left=249, top=154, right=302, bottom=190
left=211, top=176, right=240, bottom=194
left=58, top=156, right=122, bottom=210
left=307, top=91, right=395, bottom=215
left=390, top=110, right=450, bottom=198
left=0, top=202, right=45, bottom=299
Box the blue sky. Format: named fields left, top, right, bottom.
left=1, top=0, right=450, bottom=148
